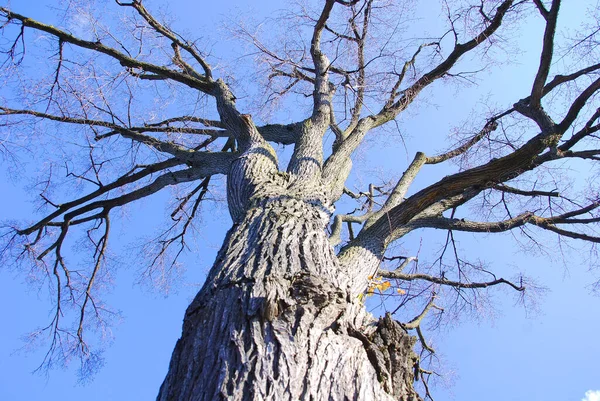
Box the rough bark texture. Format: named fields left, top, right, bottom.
left=4, top=2, right=600, bottom=400
left=157, top=196, right=421, bottom=400
left=157, top=68, right=422, bottom=400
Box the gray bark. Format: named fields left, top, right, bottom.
left=157, top=195, right=421, bottom=400
left=4, top=3, right=600, bottom=400
left=155, top=70, right=422, bottom=399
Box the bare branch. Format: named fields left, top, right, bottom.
left=322, top=0, right=518, bottom=191
left=382, top=0, right=517, bottom=120
left=402, top=293, right=439, bottom=330
left=116, top=0, right=213, bottom=78
left=77, top=214, right=110, bottom=349
left=529, top=0, right=560, bottom=107
left=558, top=77, right=600, bottom=132
left=379, top=270, right=525, bottom=292
left=493, top=184, right=560, bottom=198
left=0, top=106, right=233, bottom=162
left=532, top=0, right=549, bottom=18
left=425, top=117, right=504, bottom=165
left=411, top=202, right=600, bottom=243
left=17, top=156, right=232, bottom=240
left=18, top=158, right=181, bottom=236
left=364, top=152, right=427, bottom=229
left=385, top=42, right=439, bottom=109
left=415, top=326, right=435, bottom=355
left=558, top=107, right=600, bottom=151
left=0, top=8, right=214, bottom=92
left=542, top=62, right=600, bottom=97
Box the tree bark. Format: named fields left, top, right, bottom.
left=157, top=195, right=421, bottom=401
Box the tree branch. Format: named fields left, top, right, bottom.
left=0, top=106, right=207, bottom=162
left=364, top=152, right=427, bottom=229
left=529, top=0, right=560, bottom=107
left=402, top=293, right=439, bottom=330
left=379, top=271, right=525, bottom=292
left=493, top=184, right=560, bottom=198
left=425, top=117, right=504, bottom=165
left=0, top=8, right=214, bottom=92
left=322, top=0, right=517, bottom=192
left=116, top=0, right=213, bottom=79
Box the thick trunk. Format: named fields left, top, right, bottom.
left=157, top=197, right=421, bottom=401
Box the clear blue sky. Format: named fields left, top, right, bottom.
left=0, top=1, right=599, bottom=400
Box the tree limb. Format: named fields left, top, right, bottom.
left=379, top=271, right=525, bottom=292
left=0, top=8, right=214, bottom=92
left=322, top=0, right=517, bottom=191
left=529, top=0, right=560, bottom=107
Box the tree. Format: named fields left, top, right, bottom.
left=1, top=0, right=599, bottom=399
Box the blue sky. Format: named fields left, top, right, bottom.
left=0, top=0, right=599, bottom=400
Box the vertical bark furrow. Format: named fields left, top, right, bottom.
left=158, top=197, right=418, bottom=401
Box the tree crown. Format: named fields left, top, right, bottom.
left=1, top=0, right=599, bottom=396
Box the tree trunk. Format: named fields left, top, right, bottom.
left=157, top=196, right=421, bottom=401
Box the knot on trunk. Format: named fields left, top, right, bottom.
left=350, top=313, right=421, bottom=400
left=290, top=273, right=346, bottom=306
left=259, top=273, right=345, bottom=321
